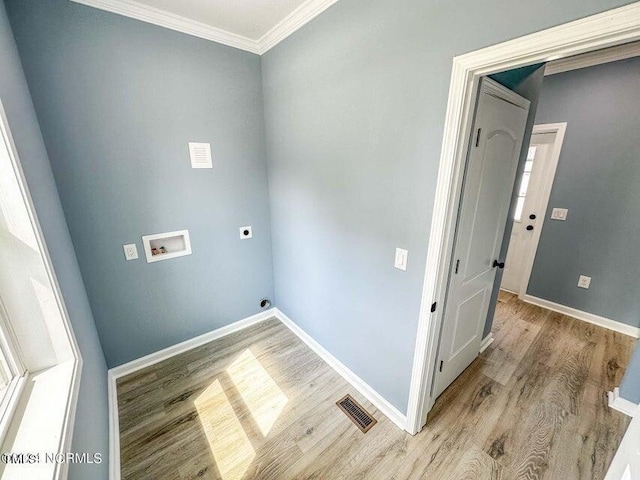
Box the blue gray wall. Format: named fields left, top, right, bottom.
left=261, top=0, right=634, bottom=413
left=528, top=57, right=640, bottom=328
left=6, top=0, right=274, bottom=367
left=0, top=2, right=108, bottom=478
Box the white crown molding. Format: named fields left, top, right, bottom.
left=70, top=0, right=261, bottom=54
left=69, top=0, right=341, bottom=55
left=258, top=0, right=340, bottom=54
left=545, top=41, right=640, bottom=75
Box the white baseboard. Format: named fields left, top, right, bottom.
left=108, top=308, right=276, bottom=480
left=108, top=307, right=408, bottom=478
left=479, top=332, right=494, bottom=353
left=608, top=387, right=639, bottom=417
left=521, top=294, right=640, bottom=339
left=274, top=308, right=408, bottom=431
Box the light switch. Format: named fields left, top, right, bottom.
left=395, top=248, right=408, bottom=271
left=551, top=208, right=568, bottom=221
left=123, top=243, right=138, bottom=261
left=577, top=275, right=591, bottom=289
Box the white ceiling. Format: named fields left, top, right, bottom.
left=71, top=0, right=340, bottom=54
left=133, top=0, right=309, bottom=40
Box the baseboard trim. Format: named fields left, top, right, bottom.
left=608, top=387, right=639, bottom=417
left=274, top=308, right=408, bottom=431
left=521, top=294, right=640, bottom=339
left=108, top=307, right=408, bottom=478
left=108, top=308, right=276, bottom=480
left=479, top=333, right=494, bottom=353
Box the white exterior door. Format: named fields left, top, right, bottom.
left=433, top=78, right=530, bottom=399
left=501, top=132, right=555, bottom=292
left=500, top=127, right=564, bottom=294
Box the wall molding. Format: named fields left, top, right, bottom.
left=69, top=0, right=341, bottom=55
left=521, top=294, right=640, bottom=338
left=608, top=387, right=639, bottom=417
left=479, top=333, right=494, bottom=354
left=274, top=308, right=407, bottom=430
left=108, top=306, right=406, bottom=479
left=545, top=41, right=640, bottom=76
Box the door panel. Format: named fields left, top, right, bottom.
left=433, top=78, right=530, bottom=399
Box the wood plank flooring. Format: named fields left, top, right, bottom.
left=117, top=292, right=636, bottom=479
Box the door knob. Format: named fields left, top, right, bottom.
left=529, top=214, right=537, bottom=220
left=492, top=260, right=505, bottom=269
left=526, top=225, right=534, bottom=231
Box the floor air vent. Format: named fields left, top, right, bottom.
left=336, top=394, right=377, bottom=433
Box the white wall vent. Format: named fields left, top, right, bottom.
left=188, top=142, right=212, bottom=169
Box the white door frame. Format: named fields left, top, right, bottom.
left=406, top=2, right=640, bottom=435
left=516, top=123, right=567, bottom=299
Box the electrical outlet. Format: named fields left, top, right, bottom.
left=123, top=243, right=138, bottom=261
left=239, top=226, right=253, bottom=239
left=577, top=275, right=591, bottom=289
left=551, top=208, right=569, bottom=221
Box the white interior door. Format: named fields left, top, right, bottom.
left=433, top=78, right=529, bottom=399
left=501, top=133, right=555, bottom=292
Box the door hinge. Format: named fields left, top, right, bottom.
left=439, top=360, right=444, bottom=372
left=475, top=128, right=482, bottom=147
left=455, top=259, right=460, bottom=274
left=431, top=302, right=437, bottom=313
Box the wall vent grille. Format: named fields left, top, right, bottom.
left=188, top=142, right=212, bottom=169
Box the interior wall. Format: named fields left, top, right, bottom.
left=528, top=57, right=640, bottom=328
left=261, top=0, right=633, bottom=413
left=6, top=0, right=275, bottom=367
left=0, top=2, right=108, bottom=477
left=483, top=64, right=546, bottom=338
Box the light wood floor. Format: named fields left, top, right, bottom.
left=117, top=292, right=636, bottom=479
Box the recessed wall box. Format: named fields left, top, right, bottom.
left=142, top=229, right=192, bottom=263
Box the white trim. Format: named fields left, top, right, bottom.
left=517, top=123, right=567, bottom=299
left=274, top=308, right=407, bottom=430
left=407, top=3, right=640, bottom=436
left=70, top=0, right=261, bottom=54
left=108, top=370, right=120, bottom=480
left=545, top=41, right=640, bottom=75
left=608, top=387, right=639, bottom=417
left=0, top=100, right=83, bottom=479
left=521, top=294, right=640, bottom=338
left=258, top=0, right=340, bottom=53
left=69, top=0, right=341, bottom=55
left=479, top=333, right=494, bottom=354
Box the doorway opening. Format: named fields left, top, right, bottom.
left=406, top=2, right=640, bottom=437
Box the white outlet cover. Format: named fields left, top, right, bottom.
left=240, top=226, right=253, bottom=239
left=551, top=208, right=569, bottom=221
left=395, top=248, right=408, bottom=271
left=123, top=243, right=138, bottom=261
left=578, top=275, right=591, bottom=289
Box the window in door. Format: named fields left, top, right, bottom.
left=514, top=145, right=537, bottom=222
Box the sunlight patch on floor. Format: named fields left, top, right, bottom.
left=194, top=379, right=255, bottom=480
left=227, top=349, right=288, bottom=436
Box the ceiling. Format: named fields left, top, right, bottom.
left=71, top=0, right=340, bottom=54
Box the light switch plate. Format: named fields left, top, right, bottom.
left=123, top=243, right=138, bottom=261
left=551, top=208, right=569, bottom=221
left=395, top=248, right=408, bottom=271
left=239, top=226, right=253, bottom=239
left=578, top=275, right=591, bottom=289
